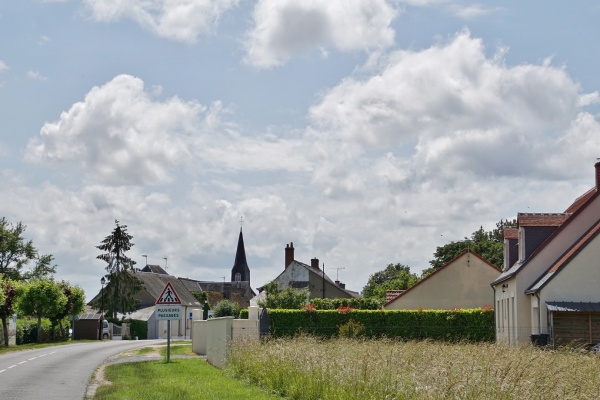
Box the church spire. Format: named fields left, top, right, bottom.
left=231, top=227, right=250, bottom=283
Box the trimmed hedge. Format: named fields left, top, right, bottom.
left=309, top=297, right=382, bottom=310
left=127, top=319, right=148, bottom=340
left=268, top=308, right=494, bottom=342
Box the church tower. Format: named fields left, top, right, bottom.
left=231, top=227, right=251, bottom=283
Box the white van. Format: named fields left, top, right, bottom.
left=102, top=320, right=110, bottom=339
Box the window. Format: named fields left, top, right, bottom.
left=234, top=272, right=241, bottom=282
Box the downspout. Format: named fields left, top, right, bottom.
left=492, top=285, right=497, bottom=342
left=535, top=292, right=541, bottom=335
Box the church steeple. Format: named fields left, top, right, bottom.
left=231, top=227, right=250, bottom=283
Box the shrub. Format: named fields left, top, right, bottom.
left=17, top=318, right=52, bottom=344
left=338, top=319, right=365, bottom=338
left=213, top=299, right=242, bottom=318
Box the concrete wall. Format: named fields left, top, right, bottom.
left=206, top=317, right=233, bottom=369
left=192, top=317, right=260, bottom=368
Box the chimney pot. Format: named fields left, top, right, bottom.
left=311, top=258, right=320, bottom=270
left=285, top=242, right=295, bottom=269
left=595, top=162, right=600, bottom=188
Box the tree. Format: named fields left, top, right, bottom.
left=362, top=263, right=419, bottom=302
left=96, top=220, right=141, bottom=319
left=258, top=281, right=309, bottom=309
left=428, top=219, right=517, bottom=271
left=18, top=279, right=67, bottom=343
left=0, top=276, right=21, bottom=347
left=22, top=254, right=57, bottom=281
left=0, top=217, right=37, bottom=280
left=212, top=299, right=242, bottom=318
left=49, top=282, right=86, bottom=340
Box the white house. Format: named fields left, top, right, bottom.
left=492, top=162, right=600, bottom=346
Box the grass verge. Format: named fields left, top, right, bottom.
left=95, top=358, right=281, bottom=400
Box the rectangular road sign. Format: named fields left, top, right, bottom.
left=156, top=305, right=182, bottom=320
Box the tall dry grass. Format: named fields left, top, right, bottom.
left=227, top=336, right=600, bottom=399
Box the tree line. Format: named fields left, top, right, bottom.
left=0, top=217, right=86, bottom=346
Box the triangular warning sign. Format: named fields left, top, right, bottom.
left=156, top=282, right=182, bottom=305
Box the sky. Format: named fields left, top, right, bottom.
left=1, top=1, right=599, bottom=302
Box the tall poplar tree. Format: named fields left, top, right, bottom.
left=96, top=220, right=141, bottom=319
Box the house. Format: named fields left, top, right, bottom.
left=88, top=227, right=255, bottom=338
left=256, top=242, right=361, bottom=301
left=492, top=162, right=600, bottom=346
left=383, top=250, right=501, bottom=310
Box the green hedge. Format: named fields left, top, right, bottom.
left=309, top=297, right=382, bottom=310
left=239, top=309, right=249, bottom=319
left=126, top=319, right=148, bottom=340
left=268, top=308, right=494, bottom=342
left=16, top=318, right=53, bottom=344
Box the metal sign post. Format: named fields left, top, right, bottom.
left=155, top=282, right=182, bottom=362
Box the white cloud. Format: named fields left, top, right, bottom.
left=27, top=71, right=47, bottom=81
left=83, top=0, right=239, bottom=43
left=244, top=0, right=398, bottom=68
left=25, top=74, right=201, bottom=185
left=0, top=60, right=8, bottom=72
left=309, top=31, right=588, bottom=155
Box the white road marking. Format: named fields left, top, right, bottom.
left=28, top=357, right=37, bottom=361
left=18, top=361, right=26, bottom=365
left=0, top=369, right=6, bottom=374
left=7, top=365, right=16, bottom=369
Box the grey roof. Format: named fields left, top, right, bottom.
left=546, top=301, right=600, bottom=312
left=141, top=264, right=168, bottom=275
left=118, top=306, right=157, bottom=321
left=133, top=271, right=201, bottom=307
left=258, top=260, right=360, bottom=298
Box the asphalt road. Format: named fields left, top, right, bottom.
left=0, top=340, right=163, bottom=400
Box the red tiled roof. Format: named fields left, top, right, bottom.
left=517, top=213, right=570, bottom=227
left=386, top=290, right=405, bottom=303
left=564, top=187, right=597, bottom=214
left=503, top=228, right=518, bottom=240
left=548, top=220, right=600, bottom=274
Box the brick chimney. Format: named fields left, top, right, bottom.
left=311, top=258, right=320, bottom=270
left=595, top=161, right=600, bottom=188
left=285, top=242, right=294, bottom=269
left=335, top=280, right=345, bottom=289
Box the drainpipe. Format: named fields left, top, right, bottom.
left=492, top=285, right=497, bottom=342
left=535, top=292, right=541, bottom=335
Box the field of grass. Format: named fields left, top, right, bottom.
left=95, top=358, right=281, bottom=400
left=227, top=336, right=600, bottom=399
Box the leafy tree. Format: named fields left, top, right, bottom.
left=22, top=254, right=57, bottom=281
left=0, top=276, right=22, bottom=347
left=49, top=282, right=85, bottom=340
left=212, top=299, right=242, bottom=318
left=96, top=220, right=141, bottom=319
left=428, top=219, right=517, bottom=271
left=259, top=281, right=309, bottom=309
left=18, top=279, right=67, bottom=343
left=362, top=263, right=419, bottom=302
left=0, top=217, right=37, bottom=280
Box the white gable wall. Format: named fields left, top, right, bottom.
left=535, top=234, right=600, bottom=335
left=386, top=253, right=499, bottom=310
